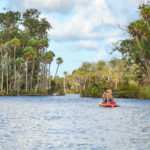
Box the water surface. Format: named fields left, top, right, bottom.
left=0, top=95, right=150, bottom=150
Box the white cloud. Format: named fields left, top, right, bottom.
left=49, top=0, right=117, bottom=42
left=9, top=0, right=91, bottom=14
left=76, top=40, right=100, bottom=50
left=8, top=0, right=145, bottom=52
left=93, top=49, right=109, bottom=62
left=127, top=0, right=148, bottom=7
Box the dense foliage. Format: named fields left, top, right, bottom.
left=114, top=3, right=150, bottom=84
left=0, top=9, right=63, bottom=95
left=63, top=59, right=140, bottom=98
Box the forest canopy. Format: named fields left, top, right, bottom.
left=0, top=8, right=63, bottom=95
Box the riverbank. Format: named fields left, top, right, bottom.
left=0, top=93, right=150, bottom=100
left=0, top=93, right=65, bottom=96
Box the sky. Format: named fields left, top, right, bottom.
left=0, top=0, right=148, bottom=77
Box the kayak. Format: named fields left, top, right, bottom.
left=99, top=101, right=118, bottom=107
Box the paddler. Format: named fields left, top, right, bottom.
left=106, top=89, right=115, bottom=103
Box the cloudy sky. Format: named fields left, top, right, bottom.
left=0, top=0, right=148, bottom=76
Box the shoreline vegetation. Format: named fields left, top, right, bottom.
left=0, top=3, right=150, bottom=99
left=0, top=9, right=64, bottom=96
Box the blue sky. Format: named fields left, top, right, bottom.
left=0, top=0, right=148, bottom=77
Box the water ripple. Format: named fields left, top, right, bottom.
left=0, top=95, right=150, bottom=150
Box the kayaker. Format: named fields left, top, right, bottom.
left=106, top=89, right=115, bottom=103
left=99, top=89, right=118, bottom=107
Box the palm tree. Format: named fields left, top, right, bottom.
left=39, top=38, right=48, bottom=52
left=64, top=71, right=68, bottom=78
left=44, top=51, right=55, bottom=77
left=54, top=57, right=63, bottom=79
left=3, top=42, right=10, bottom=94
left=9, top=38, right=21, bottom=90
left=0, top=41, right=9, bottom=94
left=23, top=46, right=37, bottom=92
left=43, top=51, right=55, bottom=90
left=140, top=6, right=150, bottom=30
left=128, top=20, right=150, bottom=81
left=0, top=42, right=4, bottom=94
left=28, top=40, right=49, bottom=94
left=16, top=57, right=25, bottom=94
left=27, top=38, right=39, bottom=89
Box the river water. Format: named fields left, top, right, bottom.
left=0, top=95, right=150, bottom=150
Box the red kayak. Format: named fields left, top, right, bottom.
left=99, top=101, right=118, bottom=107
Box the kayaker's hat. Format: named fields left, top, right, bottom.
left=106, top=89, right=112, bottom=95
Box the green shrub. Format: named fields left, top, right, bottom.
left=116, top=84, right=140, bottom=98
left=139, top=85, right=150, bottom=99
left=81, top=88, right=90, bottom=97
left=81, top=84, right=101, bottom=97
left=9, top=90, right=18, bottom=96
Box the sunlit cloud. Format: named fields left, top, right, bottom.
left=76, top=40, right=100, bottom=51
left=7, top=0, right=142, bottom=51
left=93, top=49, right=109, bottom=62
left=8, top=0, right=91, bottom=14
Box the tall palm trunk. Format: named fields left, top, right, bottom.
left=48, top=63, right=51, bottom=90
left=14, top=45, right=16, bottom=90
left=34, top=63, right=40, bottom=93
left=17, top=77, right=20, bottom=95
left=1, top=65, right=3, bottom=94
left=17, top=68, right=21, bottom=95
left=6, top=56, right=9, bottom=94
left=41, top=63, right=45, bottom=92
left=54, top=64, right=59, bottom=79
left=43, top=63, right=46, bottom=91
left=1, top=47, right=3, bottom=94
left=7, top=67, right=8, bottom=94
left=34, top=75, right=40, bottom=93
left=34, top=60, right=40, bottom=93
left=1, top=63, right=3, bottom=94
left=49, top=63, right=51, bottom=78
left=30, top=59, right=35, bottom=90
left=25, top=59, right=28, bottom=92
left=44, top=63, right=47, bottom=91
left=8, top=56, right=11, bottom=94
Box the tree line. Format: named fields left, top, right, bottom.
left=62, top=59, right=140, bottom=98
left=62, top=3, right=150, bottom=99
left=0, top=9, right=63, bottom=95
